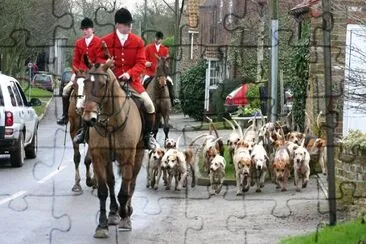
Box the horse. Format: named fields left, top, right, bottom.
left=145, top=57, right=171, bottom=140
left=68, top=71, right=96, bottom=192
left=82, top=58, right=145, bottom=238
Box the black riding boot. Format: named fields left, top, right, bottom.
left=73, top=122, right=88, bottom=144
left=57, top=95, right=70, bottom=125
left=144, top=113, right=157, bottom=150
left=167, top=81, right=175, bottom=107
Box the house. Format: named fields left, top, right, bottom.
left=289, top=0, right=366, bottom=137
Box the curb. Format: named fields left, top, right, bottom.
left=38, top=95, right=53, bottom=122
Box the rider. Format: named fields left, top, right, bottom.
left=56, top=17, right=104, bottom=130
left=143, top=31, right=175, bottom=107
left=99, top=8, right=157, bottom=150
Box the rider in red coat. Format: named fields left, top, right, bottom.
left=143, top=31, right=175, bottom=106
left=57, top=17, right=103, bottom=127
left=101, top=8, right=157, bottom=149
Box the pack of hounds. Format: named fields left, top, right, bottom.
left=2, top=0, right=366, bottom=243
left=146, top=111, right=327, bottom=196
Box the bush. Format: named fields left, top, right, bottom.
left=342, top=129, right=366, bottom=152
left=179, top=60, right=207, bottom=120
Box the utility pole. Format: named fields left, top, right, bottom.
left=270, top=0, right=279, bottom=122
left=172, top=0, right=180, bottom=85
left=144, top=0, right=147, bottom=31
left=322, top=0, right=337, bottom=226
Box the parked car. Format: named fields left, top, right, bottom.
left=59, top=68, right=73, bottom=96
left=0, top=74, right=42, bottom=167
left=32, top=73, right=54, bottom=92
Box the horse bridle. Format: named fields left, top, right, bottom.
left=84, top=70, right=130, bottom=134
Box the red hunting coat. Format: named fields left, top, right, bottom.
left=144, top=43, right=169, bottom=76
left=102, top=32, right=146, bottom=94
left=72, top=35, right=104, bottom=73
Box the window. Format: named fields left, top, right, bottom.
left=218, top=0, right=224, bottom=23
left=207, top=59, right=221, bottom=88
left=7, top=86, right=17, bottom=106
left=11, top=82, right=24, bottom=106
left=14, top=82, right=27, bottom=106
left=0, top=86, right=4, bottom=106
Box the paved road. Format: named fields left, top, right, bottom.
left=0, top=97, right=330, bottom=244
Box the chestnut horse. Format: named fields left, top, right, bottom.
left=145, top=57, right=171, bottom=139
left=68, top=72, right=95, bottom=192
left=82, top=59, right=145, bottom=238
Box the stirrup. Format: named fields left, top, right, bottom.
left=57, top=116, right=68, bottom=125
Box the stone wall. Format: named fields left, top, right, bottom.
left=335, top=147, right=366, bottom=218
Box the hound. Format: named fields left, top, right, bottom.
left=209, top=154, right=226, bottom=195
left=251, top=140, right=269, bottom=192
left=293, top=139, right=311, bottom=192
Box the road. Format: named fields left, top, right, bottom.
left=0, top=97, right=330, bottom=244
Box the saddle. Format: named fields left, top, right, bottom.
left=119, top=81, right=146, bottom=131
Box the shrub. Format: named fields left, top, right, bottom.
left=179, top=60, right=207, bottom=120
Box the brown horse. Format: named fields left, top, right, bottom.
left=68, top=72, right=95, bottom=192
left=145, top=57, right=171, bottom=140
left=82, top=59, right=145, bottom=238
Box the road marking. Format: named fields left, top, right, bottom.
left=0, top=191, right=27, bottom=206
left=37, top=166, right=67, bottom=184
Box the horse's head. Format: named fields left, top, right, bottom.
left=74, top=70, right=87, bottom=114
left=82, top=59, right=114, bottom=126
left=155, top=56, right=170, bottom=89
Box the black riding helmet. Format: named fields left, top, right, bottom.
left=115, top=8, right=134, bottom=24
left=80, top=17, right=93, bottom=29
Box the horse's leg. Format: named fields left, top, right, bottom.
left=106, top=162, right=120, bottom=225
left=117, top=162, right=133, bottom=231
left=93, top=161, right=109, bottom=238
left=72, top=143, right=82, bottom=192
left=163, top=114, right=169, bottom=140
left=85, top=149, right=97, bottom=188
left=153, top=113, right=161, bottom=139
left=118, top=148, right=144, bottom=231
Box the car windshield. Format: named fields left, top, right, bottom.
left=34, top=75, right=51, bottom=82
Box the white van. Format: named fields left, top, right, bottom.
left=0, top=74, right=41, bottom=167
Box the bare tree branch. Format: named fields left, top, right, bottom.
left=162, top=0, right=176, bottom=14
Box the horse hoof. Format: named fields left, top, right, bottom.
left=118, top=217, right=132, bottom=231
left=154, top=185, right=158, bottom=190
left=281, top=188, right=287, bottom=192
left=236, top=192, right=242, bottom=196
left=94, top=227, right=109, bottom=238
left=296, top=188, right=301, bottom=192
left=108, top=213, right=120, bottom=225
left=72, top=184, right=82, bottom=192
left=256, top=188, right=262, bottom=193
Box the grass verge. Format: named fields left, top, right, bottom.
left=21, top=83, right=53, bottom=117
left=280, top=218, right=366, bottom=244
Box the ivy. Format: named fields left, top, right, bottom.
left=289, top=21, right=310, bottom=131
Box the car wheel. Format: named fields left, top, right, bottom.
left=25, top=129, right=37, bottom=159
left=11, top=133, right=25, bottom=167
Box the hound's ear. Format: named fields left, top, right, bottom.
left=293, top=145, right=298, bottom=151
left=298, top=133, right=305, bottom=140
left=285, top=132, right=290, bottom=140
